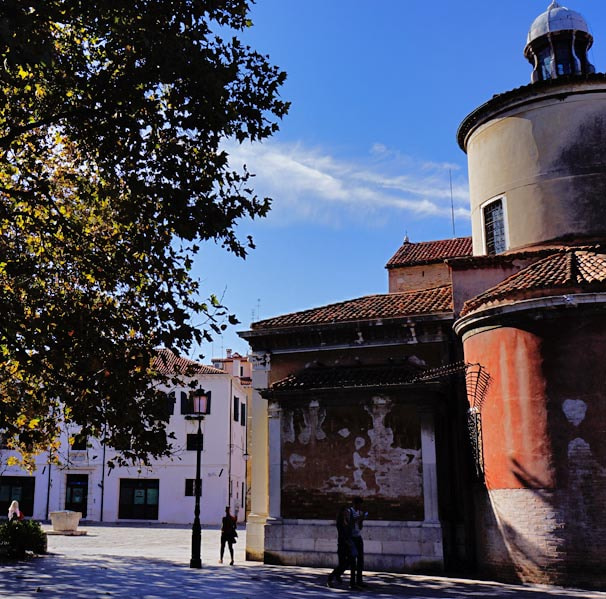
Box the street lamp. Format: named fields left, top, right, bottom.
left=186, top=387, right=210, bottom=569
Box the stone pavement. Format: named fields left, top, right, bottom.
left=1, top=524, right=606, bottom=599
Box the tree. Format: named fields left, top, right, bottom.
left=0, top=0, right=288, bottom=469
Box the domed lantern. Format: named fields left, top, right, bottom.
left=524, top=1, right=595, bottom=82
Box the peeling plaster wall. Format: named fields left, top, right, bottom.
left=281, top=397, right=423, bottom=520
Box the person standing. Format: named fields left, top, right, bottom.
left=348, top=497, right=366, bottom=589
left=327, top=505, right=353, bottom=587
left=8, top=500, right=24, bottom=521
left=219, top=506, right=237, bottom=565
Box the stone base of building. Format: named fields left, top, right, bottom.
left=262, top=518, right=444, bottom=573
left=245, top=512, right=268, bottom=561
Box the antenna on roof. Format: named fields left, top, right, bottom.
left=449, top=169, right=456, bottom=238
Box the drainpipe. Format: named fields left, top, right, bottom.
left=228, top=377, right=233, bottom=509
left=45, top=451, right=52, bottom=520
left=99, top=424, right=107, bottom=522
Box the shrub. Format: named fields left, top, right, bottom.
left=0, top=519, right=47, bottom=559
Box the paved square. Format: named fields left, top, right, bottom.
left=1, top=525, right=605, bottom=598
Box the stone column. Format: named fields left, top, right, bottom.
left=267, top=400, right=282, bottom=520
left=419, top=407, right=439, bottom=523
left=245, top=351, right=271, bottom=561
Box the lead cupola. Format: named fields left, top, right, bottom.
left=524, top=1, right=595, bottom=82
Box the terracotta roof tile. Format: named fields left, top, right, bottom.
left=446, top=247, right=559, bottom=269
left=270, top=363, right=427, bottom=392
left=386, top=237, right=472, bottom=268
left=153, top=349, right=224, bottom=375
left=461, top=249, right=606, bottom=315
left=251, top=286, right=453, bottom=330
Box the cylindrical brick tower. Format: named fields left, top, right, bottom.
left=455, top=3, right=606, bottom=588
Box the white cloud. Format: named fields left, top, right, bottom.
left=225, top=140, right=470, bottom=228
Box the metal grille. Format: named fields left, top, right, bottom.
left=410, top=360, right=491, bottom=480
left=483, top=199, right=505, bottom=255
left=465, top=363, right=491, bottom=479
left=467, top=408, right=484, bottom=479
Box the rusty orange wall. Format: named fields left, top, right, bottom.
left=462, top=314, right=606, bottom=587
left=463, top=326, right=553, bottom=490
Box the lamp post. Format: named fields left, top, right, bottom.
left=186, top=387, right=210, bottom=569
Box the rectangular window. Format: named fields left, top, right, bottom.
left=233, top=396, right=240, bottom=422
left=483, top=198, right=506, bottom=255
left=118, top=479, right=159, bottom=520
left=71, top=434, right=87, bottom=451
left=240, top=404, right=246, bottom=426
left=0, top=476, right=36, bottom=517
left=186, top=433, right=204, bottom=451
left=0, top=432, right=10, bottom=449
left=185, top=479, right=202, bottom=497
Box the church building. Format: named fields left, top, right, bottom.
left=240, top=2, right=606, bottom=588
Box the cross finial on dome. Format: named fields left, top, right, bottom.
left=548, top=1, right=561, bottom=8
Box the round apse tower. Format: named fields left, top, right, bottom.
left=455, top=3, right=606, bottom=589
left=458, top=1, right=606, bottom=256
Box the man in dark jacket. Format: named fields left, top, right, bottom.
left=219, top=506, right=237, bottom=565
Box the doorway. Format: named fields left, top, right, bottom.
left=65, top=474, right=88, bottom=517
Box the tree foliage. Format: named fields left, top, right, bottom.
left=0, top=0, right=288, bottom=469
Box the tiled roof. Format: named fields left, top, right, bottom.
left=251, top=286, right=453, bottom=331
left=461, top=249, right=606, bottom=315
left=270, top=363, right=428, bottom=392
left=446, top=247, right=559, bottom=269
left=386, top=237, right=472, bottom=268
left=153, top=349, right=224, bottom=375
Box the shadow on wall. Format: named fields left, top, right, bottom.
left=476, top=458, right=569, bottom=587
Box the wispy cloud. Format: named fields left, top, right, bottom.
left=226, top=140, right=470, bottom=228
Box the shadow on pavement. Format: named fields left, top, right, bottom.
left=2, top=552, right=605, bottom=599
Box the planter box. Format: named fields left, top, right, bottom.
left=49, top=511, right=82, bottom=532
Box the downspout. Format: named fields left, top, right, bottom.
left=228, top=377, right=233, bottom=509
left=100, top=423, right=107, bottom=522
left=45, top=451, right=52, bottom=520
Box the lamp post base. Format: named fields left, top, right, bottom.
left=190, top=557, right=202, bottom=569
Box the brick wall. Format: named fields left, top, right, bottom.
left=388, top=263, right=451, bottom=293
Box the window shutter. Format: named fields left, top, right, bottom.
left=180, top=391, right=190, bottom=414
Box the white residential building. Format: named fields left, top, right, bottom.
left=0, top=351, right=250, bottom=525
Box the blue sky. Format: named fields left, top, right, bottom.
left=195, top=1, right=606, bottom=359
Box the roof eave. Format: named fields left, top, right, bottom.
left=240, top=311, right=454, bottom=340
